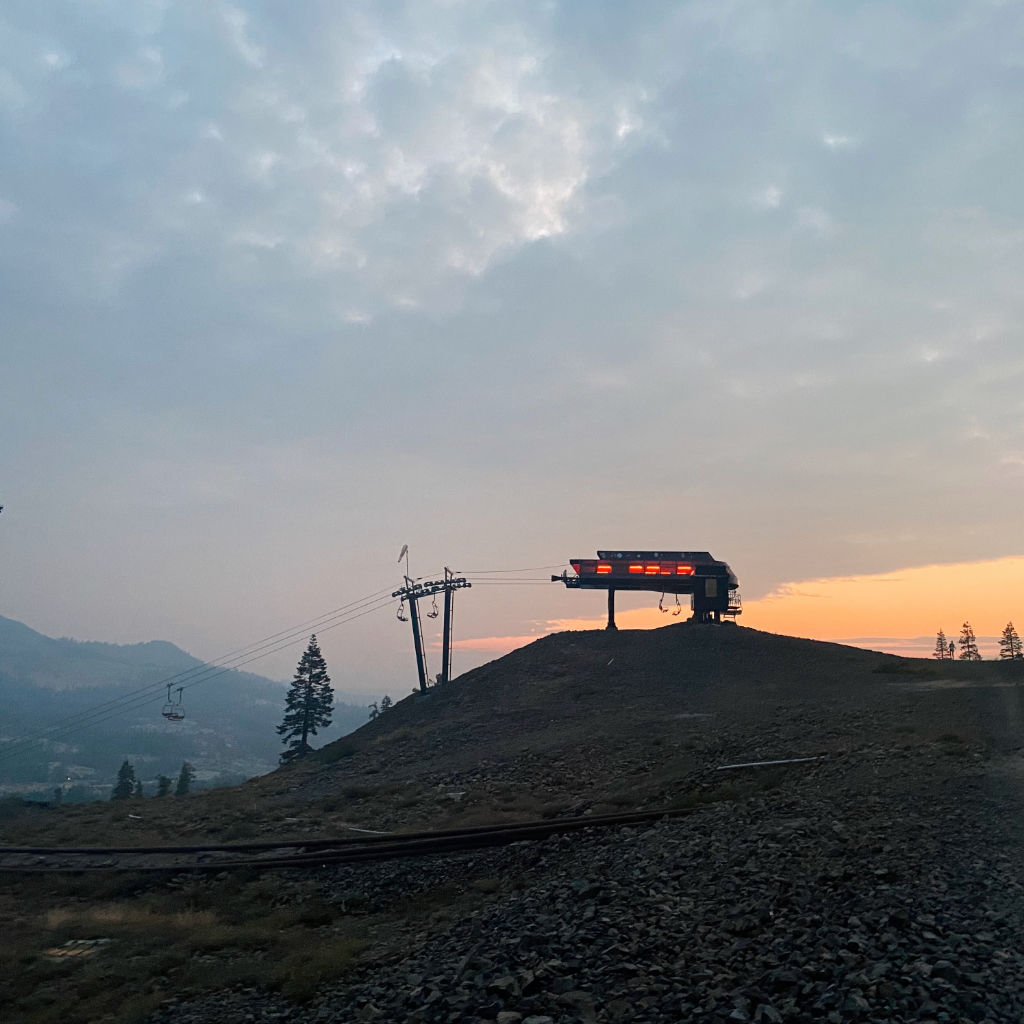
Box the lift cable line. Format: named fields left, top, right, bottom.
left=0, top=559, right=533, bottom=764
left=460, top=579, right=555, bottom=589
left=0, top=595, right=396, bottom=765
left=0, top=594, right=396, bottom=765
left=460, top=563, right=566, bottom=574
left=0, top=589, right=397, bottom=765
left=0, top=558, right=576, bottom=765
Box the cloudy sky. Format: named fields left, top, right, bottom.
left=3, top=1, right=1024, bottom=693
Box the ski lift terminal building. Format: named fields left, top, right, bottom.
left=553, top=549, right=741, bottom=629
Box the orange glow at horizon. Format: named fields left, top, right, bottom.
left=744, top=555, right=1024, bottom=649
left=451, top=555, right=1024, bottom=660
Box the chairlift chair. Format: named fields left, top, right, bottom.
left=162, top=684, right=185, bottom=722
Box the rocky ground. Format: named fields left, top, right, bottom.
left=7, top=625, right=1024, bottom=1023
left=148, top=742, right=1024, bottom=1024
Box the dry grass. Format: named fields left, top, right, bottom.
left=0, top=872, right=368, bottom=1023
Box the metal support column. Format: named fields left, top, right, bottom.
left=393, top=570, right=471, bottom=695
left=441, top=568, right=453, bottom=686
left=607, top=588, right=617, bottom=631
left=405, top=579, right=429, bottom=693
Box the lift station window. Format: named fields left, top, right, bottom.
left=580, top=560, right=695, bottom=577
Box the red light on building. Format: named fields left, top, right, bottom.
left=629, top=564, right=643, bottom=574
left=676, top=564, right=694, bottom=575
left=596, top=563, right=613, bottom=574
left=644, top=564, right=660, bottom=575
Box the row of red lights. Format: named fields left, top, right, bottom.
left=593, top=562, right=694, bottom=576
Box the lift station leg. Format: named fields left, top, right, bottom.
left=607, top=589, right=617, bottom=631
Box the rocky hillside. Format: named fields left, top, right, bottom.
left=245, top=621, right=1024, bottom=832
left=5, top=622, right=1024, bottom=1023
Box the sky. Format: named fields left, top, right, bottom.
left=2, top=1, right=1024, bottom=696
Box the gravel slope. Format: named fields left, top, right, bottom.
left=151, top=742, right=1024, bottom=1023
left=11, top=624, right=1024, bottom=1023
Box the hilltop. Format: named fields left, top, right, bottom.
left=6, top=621, right=1023, bottom=842
left=4, top=623, right=1024, bottom=1024
left=250, top=620, right=1024, bottom=831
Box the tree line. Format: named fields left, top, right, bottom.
left=933, top=622, right=1023, bottom=661
left=111, top=760, right=195, bottom=800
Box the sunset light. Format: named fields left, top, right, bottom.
left=454, top=555, right=1024, bottom=662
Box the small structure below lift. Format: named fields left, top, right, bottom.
left=552, top=550, right=741, bottom=630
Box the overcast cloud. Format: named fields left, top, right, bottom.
left=2, top=1, right=1024, bottom=690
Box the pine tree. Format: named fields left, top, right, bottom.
left=368, top=701, right=379, bottom=721
left=933, top=630, right=948, bottom=659
left=111, top=760, right=136, bottom=800
left=999, top=622, right=1023, bottom=660
left=156, top=775, right=172, bottom=797
left=278, top=634, right=333, bottom=763
left=175, top=761, right=195, bottom=796
left=380, top=694, right=393, bottom=713
left=959, top=622, right=981, bottom=661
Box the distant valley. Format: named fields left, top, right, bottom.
left=0, top=616, right=369, bottom=800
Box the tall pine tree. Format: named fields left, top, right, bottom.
left=958, top=621, right=981, bottom=661
left=278, top=634, right=333, bottom=763
left=933, top=630, right=949, bottom=659
left=111, top=760, right=136, bottom=800
left=999, top=622, right=1023, bottom=660
left=175, top=761, right=195, bottom=796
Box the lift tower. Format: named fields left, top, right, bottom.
left=393, top=572, right=471, bottom=692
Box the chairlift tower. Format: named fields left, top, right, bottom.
left=393, top=568, right=471, bottom=693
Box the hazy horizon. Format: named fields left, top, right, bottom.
left=3, top=2, right=1024, bottom=694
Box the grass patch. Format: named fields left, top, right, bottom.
left=340, top=784, right=374, bottom=800
left=316, top=739, right=359, bottom=763
left=936, top=733, right=971, bottom=757
left=539, top=800, right=573, bottom=819
left=872, top=661, right=938, bottom=678
left=470, top=878, right=501, bottom=894
left=221, top=819, right=261, bottom=841
left=666, top=772, right=784, bottom=811
left=0, top=871, right=369, bottom=1024
left=274, top=937, right=366, bottom=1001
left=602, top=790, right=640, bottom=809
left=373, top=726, right=417, bottom=745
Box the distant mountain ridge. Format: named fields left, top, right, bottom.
left=0, top=616, right=227, bottom=691
left=0, top=616, right=368, bottom=800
